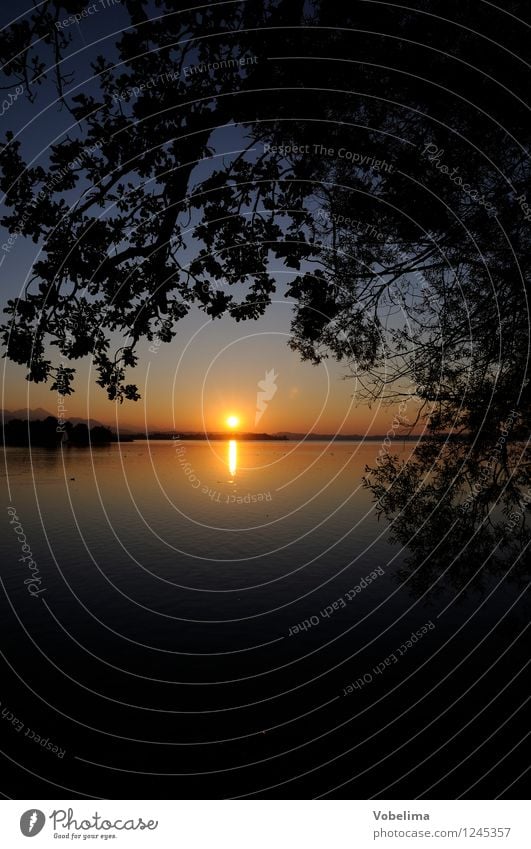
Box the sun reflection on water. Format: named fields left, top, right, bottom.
left=228, top=439, right=237, bottom=477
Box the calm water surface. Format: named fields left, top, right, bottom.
left=3, top=440, right=411, bottom=621
left=1, top=440, right=526, bottom=798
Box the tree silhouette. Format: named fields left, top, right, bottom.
left=1, top=416, right=113, bottom=446
left=68, top=422, right=90, bottom=445
left=90, top=424, right=114, bottom=444
left=0, top=0, right=308, bottom=400
left=1, top=1, right=529, bottom=422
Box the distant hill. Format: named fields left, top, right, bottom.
left=274, top=432, right=367, bottom=440
left=272, top=432, right=425, bottom=441
left=1, top=407, right=53, bottom=421
left=135, top=431, right=288, bottom=441
left=69, top=416, right=105, bottom=428
left=1, top=409, right=105, bottom=428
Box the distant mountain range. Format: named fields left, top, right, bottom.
left=0, top=408, right=105, bottom=429
left=0, top=410, right=423, bottom=440
left=272, top=432, right=418, bottom=441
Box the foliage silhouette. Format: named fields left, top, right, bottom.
left=1, top=416, right=113, bottom=446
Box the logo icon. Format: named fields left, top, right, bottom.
left=20, top=810, right=45, bottom=837
left=255, top=368, right=278, bottom=425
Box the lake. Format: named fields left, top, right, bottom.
left=1, top=440, right=528, bottom=799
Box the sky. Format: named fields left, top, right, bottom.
left=0, top=0, right=415, bottom=436
left=3, top=295, right=403, bottom=435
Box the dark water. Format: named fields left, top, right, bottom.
left=1, top=442, right=528, bottom=798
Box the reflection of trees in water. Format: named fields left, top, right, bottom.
left=364, top=429, right=531, bottom=599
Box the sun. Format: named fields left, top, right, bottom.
left=226, top=415, right=239, bottom=429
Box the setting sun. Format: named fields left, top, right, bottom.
left=226, top=415, right=239, bottom=429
